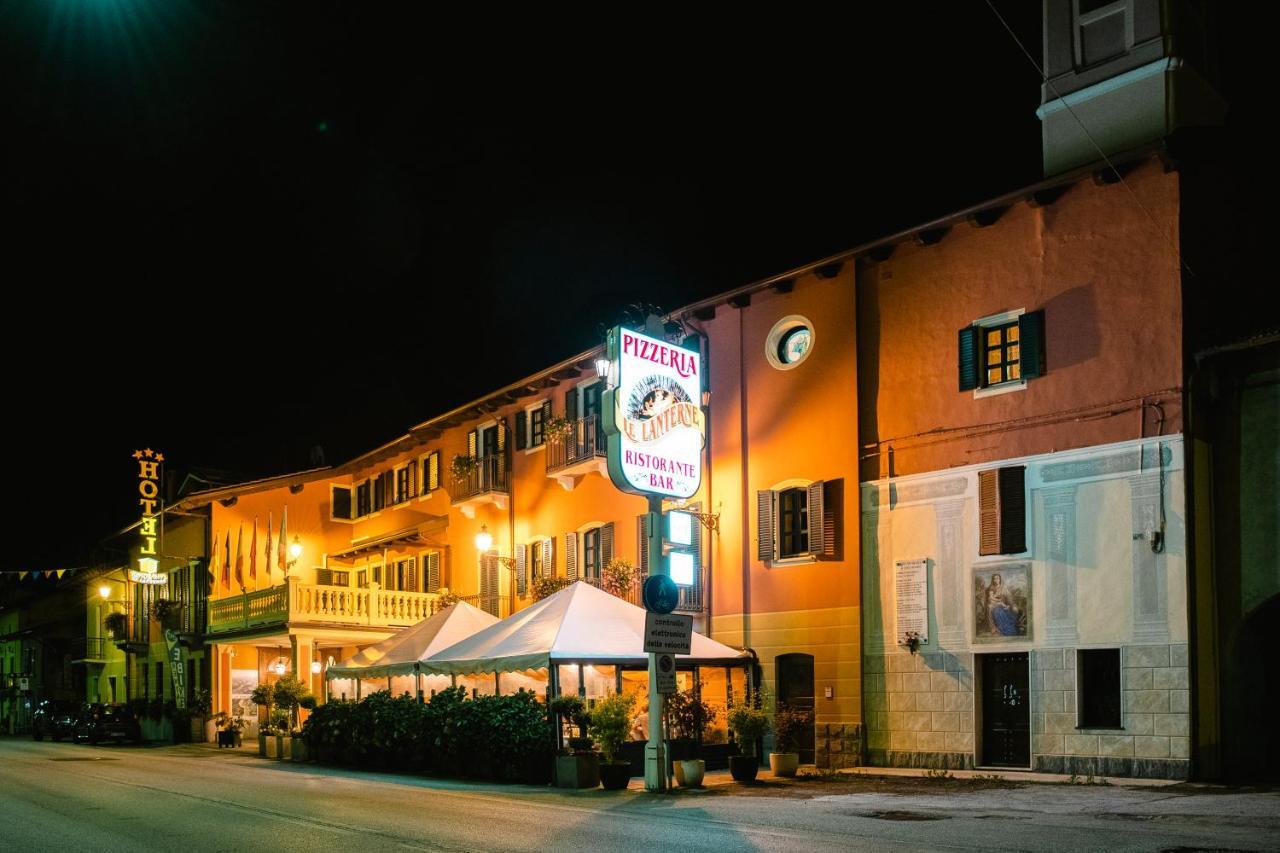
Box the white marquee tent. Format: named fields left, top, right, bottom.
left=326, top=600, right=499, bottom=681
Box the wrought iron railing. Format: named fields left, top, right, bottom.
left=546, top=415, right=606, bottom=473
left=450, top=454, right=509, bottom=502
left=72, top=637, right=108, bottom=661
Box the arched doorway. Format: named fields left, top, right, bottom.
left=776, top=653, right=815, bottom=763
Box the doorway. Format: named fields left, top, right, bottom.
left=979, top=652, right=1030, bottom=767
left=776, top=653, right=816, bottom=764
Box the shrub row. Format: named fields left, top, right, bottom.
left=301, top=687, right=554, bottom=783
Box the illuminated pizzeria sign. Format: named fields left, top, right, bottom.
left=603, top=325, right=704, bottom=499
left=130, top=448, right=168, bottom=585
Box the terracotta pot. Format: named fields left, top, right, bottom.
left=678, top=759, right=705, bottom=788
left=769, top=752, right=800, bottom=777
left=729, top=755, right=759, bottom=783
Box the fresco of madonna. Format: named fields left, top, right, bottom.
left=973, top=565, right=1030, bottom=640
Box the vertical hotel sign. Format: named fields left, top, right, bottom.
left=602, top=325, right=704, bottom=498
left=129, top=449, right=167, bottom=586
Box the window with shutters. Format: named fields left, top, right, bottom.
left=419, top=450, right=441, bottom=493
left=757, top=479, right=844, bottom=565
left=331, top=485, right=353, bottom=521
left=395, top=464, right=412, bottom=504
left=356, top=480, right=372, bottom=517
left=978, top=466, right=1027, bottom=556
left=959, top=309, right=1045, bottom=398
left=517, top=399, right=553, bottom=451
left=423, top=551, right=442, bottom=593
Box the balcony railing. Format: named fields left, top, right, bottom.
left=546, top=415, right=606, bottom=475
left=450, top=454, right=509, bottom=517
left=575, top=565, right=707, bottom=613
left=206, top=578, right=441, bottom=635
left=71, top=637, right=108, bottom=662
left=439, top=593, right=512, bottom=620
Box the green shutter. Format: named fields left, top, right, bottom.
left=958, top=326, right=982, bottom=391
left=601, top=522, right=614, bottom=566
left=564, top=532, right=577, bottom=581
left=515, top=410, right=528, bottom=450
left=757, top=491, right=776, bottom=561
left=516, top=545, right=527, bottom=597
left=998, top=466, right=1028, bottom=553
left=565, top=387, right=578, bottom=420
left=1019, top=310, right=1046, bottom=379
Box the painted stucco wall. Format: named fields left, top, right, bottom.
left=862, top=436, right=1190, bottom=778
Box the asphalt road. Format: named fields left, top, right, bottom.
left=1, top=737, right=1277, bottom=853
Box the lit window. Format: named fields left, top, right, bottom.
left=959, top=309, right=1045, bottom=394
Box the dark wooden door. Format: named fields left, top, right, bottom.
left=776, top=653, right=815, bottom=764
left=980, top=652, right=1030, bottom=767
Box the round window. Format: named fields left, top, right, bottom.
left=766, top=316, right=815, bottom=370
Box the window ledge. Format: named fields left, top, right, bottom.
left=974, top=379, right=1027, bottom=399
left=769, top=555, right=817, bottom=568
left=522, top=444, right=546, bottom=456
left=1076, top=726, right=1125, bottom=732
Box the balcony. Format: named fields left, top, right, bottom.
left=206, top=577, right=441, bottom=636
left=71, top=637, right=109, bottom=663
left=450, top=454, right=509, bottom=518
left=545, top=415, right=607, bottom=490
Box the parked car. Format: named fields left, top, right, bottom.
left=74, top=704, right=142, bottom=745
left=32, top=699, right=80, bottom=742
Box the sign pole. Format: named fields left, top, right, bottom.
left=644, top=495, right=666, bottom=792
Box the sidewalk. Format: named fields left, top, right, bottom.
left=637, top=764, right=1181, bottom=791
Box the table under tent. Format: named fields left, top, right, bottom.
left=324, top=600, right=499, bottom=701
left=418, top=581, right=754, bottom=774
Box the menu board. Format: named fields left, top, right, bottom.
left=895, top=559, right=929, bottom=643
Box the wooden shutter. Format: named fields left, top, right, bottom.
left=428, top=451, right=440, bottom=491
left=426, top=552, right=441, bottom=593
left=467, top=429, right=478, bottom=459
left=565, top=532, right=578, bottom=581
left=979, top=467, right=1027, bottom=555
left=958, top=326, right=982, bottom=391
left=689, top=503, right=703, bottom=588
left=998, top=466, right=1027, bottom=553
left=818, top=479, right=843, bottom=561
left=406, top=558, right=419, bottom=592
left=565, top=387, right=578, bottom=420
left=316, top=568, right=334, bottom=586
left=637, top=514, right=650, bottom=577
left=601, top=522, right=615, bottom=566
left=515, top=410, right=528, bottom=450
left=542, top=537, right=555, bottom=579
left=807, top=480, right=826, bottom=556
left=541, top=399, right=553, bottom=429
left=331, top=485, right=352, bottom=520
left=496, top=418, right=507, bottom=453
left=516, top=544, right=527, bottom=597
left=1018, top=310, right=1046, bottom=379
left=407, top=460, right=418, bottom=498
left=480, top=552, right=498, bottom=599
left=757, top=490, right=776, bottom=561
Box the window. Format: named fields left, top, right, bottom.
left=331, top=485, right=353, bottom=521
left=356, top=480, right=371, bottom=517
left=978, top=467, right=1027, bottom=556
left=959, top=310, right=1045, bottom=394
left=566, top=523, right=612, bottom=581
left=778, top=488, right=808, bottom=557
left=516, top=400, right=554, bottom=450
left=373, top=471, right=389, bottom=511
left=757, top=480, right=843, bottom=563
left=1077, top=649, right=1122, bottom=728
left=356, top=570, right=367, bottom=588
left=765, top=315, right=815, bottom=371
left=395, top=462, right=417, bottom=504
left=583, top=528, right=601, bottom=579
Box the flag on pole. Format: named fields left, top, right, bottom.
left=208, top=531, right=220, bottom=590
left=249, top=518, right=258, bottom=588
left=234, top=523, right=245, bottom=591
left=222, top=529, right=232, bottom=591
left=278, top=506, right=288, bottom=576
left=264, top=511, right=274, bottom=586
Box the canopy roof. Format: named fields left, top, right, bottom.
left=327, top=601, right=499, bottom=679
left=421, top=581, right=749, bottom=675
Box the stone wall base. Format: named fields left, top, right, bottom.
left=1034, top=755, right=1190, bottom=780
left=816, top=723, right=864, bottom=769
left=866, top=749, right=975, bottom=770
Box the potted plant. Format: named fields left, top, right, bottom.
left=265, top=708, right=290, bottom=759
left=292, top=695, right=318, bottom=761
left=151, top=598, right=184, bottom=631
left=544, top=416, right=571, bottom=440
left=589, top=692, right=635, bottom=790
left=664, top=690, right=717, bottom=787
left=532, top=576, right=571, bottom=601
left=251, top=684, right=274, bottom=756
left=189, top=689, right=212, bottom=743
left=769, top=704, right=812, bottom=777
left=599, top=558, right=634, bottom=599
left=450, top=454, right=479, bottom=480
left=550, top=694, right=598, bottom=788
left=213, top=712, right=245, bottom=748
left=726, top=700, right=771, bottom=783
left=103, top=612, right=129, bottom=642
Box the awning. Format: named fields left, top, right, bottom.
left=420, top=581, right=749, bottom=676
left=326, top=601, right=498, bottom=680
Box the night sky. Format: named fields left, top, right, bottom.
left=9, top=1, right=1246, bottom=572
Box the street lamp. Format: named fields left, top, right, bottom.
left=98, top=586, right=111, bottom=600
left=474, top=524, right=494, bottom=553
left=287, top=536, right=303, bottom=570
left=594, top=355, right=613, bottom=388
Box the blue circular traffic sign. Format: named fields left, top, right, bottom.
left=642, top=574, right=679, bottom=614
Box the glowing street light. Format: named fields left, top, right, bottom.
left=474, top=524, right=494, bottom=553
